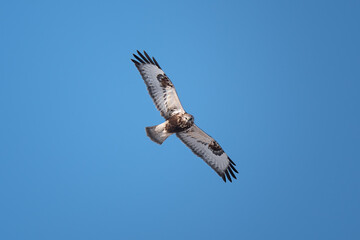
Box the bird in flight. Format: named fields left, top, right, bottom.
left=131, top=51, right=238, bottom=182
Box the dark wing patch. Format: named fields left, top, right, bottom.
left=157, top=74, right=174, bottom=88
left=208, top=140, right=224, bottom=156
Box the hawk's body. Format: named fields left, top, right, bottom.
left=131, top=51, right=238, bottom=182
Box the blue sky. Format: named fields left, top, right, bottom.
left=1, top=0, right=359, bottom=239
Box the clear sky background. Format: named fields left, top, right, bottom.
left=1, top=1, right=359, bottom=239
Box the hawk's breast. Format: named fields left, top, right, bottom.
left=165, top=113, right=194, bottom=133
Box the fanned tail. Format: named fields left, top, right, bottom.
left=145, top=122, right=172, bottom=144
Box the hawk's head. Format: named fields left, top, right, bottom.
left=182, top=113, right=194, bottom=125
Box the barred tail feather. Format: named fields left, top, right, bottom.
left=145, top=122, right=172, bottom=144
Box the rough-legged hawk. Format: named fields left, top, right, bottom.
left=131, top=51, right=238, bottom=182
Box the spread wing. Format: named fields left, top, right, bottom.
left=176, top=124, right=238, bottom=182
left=131, top=51, right=185, bottom=119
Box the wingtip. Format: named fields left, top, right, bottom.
left=153, top=56, right=161, bottom=69
left=229, top=163, right=238, bottom=173
left=131, top=59, right=140, bottom=65
left=133, top=53, right=145, bottom=64
left=228, top=167, right=237, bottom=179
left=225, top=170, right=232, bottom=182
left=132, top=50, right=162, bottom=69
left=137, top=50, right=150, bottom=64
left=144, top=51, right=155, bottom=64
left=228, top=157, right=236, bottom=166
